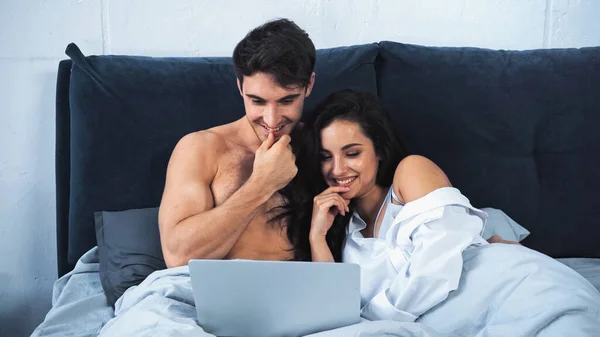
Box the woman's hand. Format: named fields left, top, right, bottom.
left=310, top=186, right=351, bottom=240
left=309, top=186, right=350, bottom=263
left=487, top=235, right=522, bottom=246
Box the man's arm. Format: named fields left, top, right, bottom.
left=158, top=132, right=269, bottom=267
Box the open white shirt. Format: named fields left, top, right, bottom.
left=342, top=187, right=489, bottom=322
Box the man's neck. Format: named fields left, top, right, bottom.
left=233, top=117, right=263, bottom=152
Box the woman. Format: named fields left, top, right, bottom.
left=288, top=89, right=600, bottom=335
left=299, top=88, right=492, bottom=321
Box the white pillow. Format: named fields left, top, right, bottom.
left=481, top=208, right=530, bottom=242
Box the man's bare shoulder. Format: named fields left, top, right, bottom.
left=176, top=120, right=247, bottom=152
left=166, top=129, right=229, bottom=181
left=173, top=128, right=227, bottom=158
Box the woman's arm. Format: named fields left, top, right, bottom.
left=361, top=155, right=487, bottom=321
left=309, top=235, right=335, bottom=262
left=391, top=155, right=452, bottom=204
left=361, top=197, right=486, bottom=321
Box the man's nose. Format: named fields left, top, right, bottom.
left=263, top=105, right=281, bottom=128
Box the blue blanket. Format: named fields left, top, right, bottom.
left=30, top=247, right=114, bottom=337
left=96, top=266, right=448, bottom=337
left=417, top=244, right=600, bottom=336
left=31, top=244, right=600, bottom=336
left=95, top=244, right=600, bottom=337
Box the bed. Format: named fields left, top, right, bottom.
left=31, top=41, right=600, bottom=336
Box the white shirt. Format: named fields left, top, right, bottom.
left=342, top=187, right=489, bottom=322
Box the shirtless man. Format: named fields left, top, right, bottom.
left=158, top=18, right=315, bottom=267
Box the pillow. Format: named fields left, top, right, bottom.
left=481, top=208, right=530, bottom=242
left=94, top=207, right=165, bottom=307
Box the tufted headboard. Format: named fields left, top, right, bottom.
left=55, top=41, right=600, bottom=277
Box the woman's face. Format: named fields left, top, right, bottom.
left=319, top=119, right=380, bottom=200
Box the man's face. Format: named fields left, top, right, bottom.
left=238, top=72, right=314, bottom=143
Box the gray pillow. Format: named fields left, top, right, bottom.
left=94, top=207, right=166, bottom=307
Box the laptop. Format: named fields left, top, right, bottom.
left=189, top=259, right=361, bottom=337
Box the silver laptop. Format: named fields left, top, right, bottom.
left=189, top=259, right=361, bottom=337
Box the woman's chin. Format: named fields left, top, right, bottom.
left=339, top=190, right=356, bottom=200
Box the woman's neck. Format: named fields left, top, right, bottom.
left=354, top=185, right=387, bottom=230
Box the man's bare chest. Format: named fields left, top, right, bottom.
left=211, top=150, right=255, bottom=206
left=209, top=147, right=293, bottom=260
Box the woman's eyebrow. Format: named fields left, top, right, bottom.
left=341, top=143, right=363, bottom=150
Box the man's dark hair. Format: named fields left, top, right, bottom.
left=233, top=18, right=316, bottom=89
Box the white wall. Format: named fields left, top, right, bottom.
left=1, top=0, right=598, bottom=335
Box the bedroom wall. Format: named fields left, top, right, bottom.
left=0, top=0, right=598, bottom=335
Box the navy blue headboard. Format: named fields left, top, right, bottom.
left=56, top=60, right=73, bottom=277
left=55, top=41, right=600, bottom=277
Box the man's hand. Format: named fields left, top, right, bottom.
left=487, top=235, right=522, bottom=246
left=251, top=133, right=298, bottom=194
